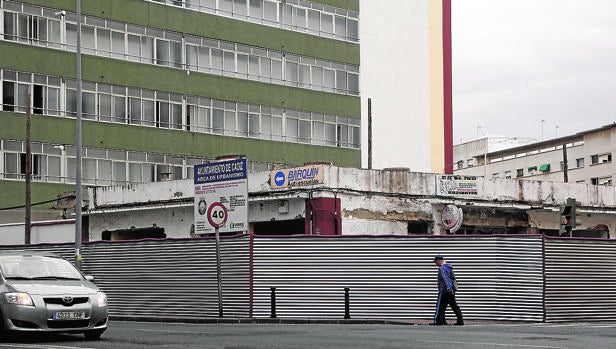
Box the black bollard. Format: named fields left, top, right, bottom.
left=344, top=287, right=350, bottom=319
left=270, top=287, right=276, bottom=318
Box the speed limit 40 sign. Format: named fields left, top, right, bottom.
left=207, top=202, right=228, bottom=228
left=194, top=158, right=248, bottom=234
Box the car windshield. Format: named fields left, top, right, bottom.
left=0, top=255, right=82, bottom=280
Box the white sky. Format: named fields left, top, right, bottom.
left=452, top=0, right=616, bottom=144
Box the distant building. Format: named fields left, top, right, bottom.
left=0, top=0, right=360, bottom=223
left=454, top=124, right=616, bottom=185
left=359, top=0, right=453, bottom=173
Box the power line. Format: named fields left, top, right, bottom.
left=0, top=198, right=59, bottom=211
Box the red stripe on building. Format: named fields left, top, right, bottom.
left=442, top=0, right=453, bottom=174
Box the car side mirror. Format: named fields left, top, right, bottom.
left=84, top=275, right=95, bottom=281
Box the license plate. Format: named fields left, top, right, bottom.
left=53, top=311, right=85, bottom=320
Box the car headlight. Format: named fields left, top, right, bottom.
left=97, top=291, right=107, bottom=307
left=6, top=292, right=34, bottom=306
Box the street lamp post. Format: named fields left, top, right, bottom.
left=75, top=0, right=83, bottom=270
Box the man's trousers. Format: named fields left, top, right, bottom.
left=433, top=291, right=463, bottom=325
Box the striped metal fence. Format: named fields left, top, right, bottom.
left=1, top=234, right=614, bottom=322
left=544, top=237, right=616, bottom=322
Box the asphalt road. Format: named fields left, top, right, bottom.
left=1, top=320, right=616, bottom=349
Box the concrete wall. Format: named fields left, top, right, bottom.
left=0, top=220, right=74, bottom=244
left=81, top=166, right=616, bottom=241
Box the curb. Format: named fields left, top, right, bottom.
left=110, top=316, right=416, bottom=326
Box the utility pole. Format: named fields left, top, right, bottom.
left=367, top=98, right=372, bottom=170
left=25, top=91, right=31, bottom=244
left=562, top=143, right=568, bottom=183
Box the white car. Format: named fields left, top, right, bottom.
left=0, top=251, right=108, bottom=339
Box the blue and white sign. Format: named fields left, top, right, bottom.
left=274, top=171, right=286, bottom=187
left=270, top=164, right=326, bottom=189
left=194, top=158, right=247, bottom=184
left=194, top=159, right=248, bottom=234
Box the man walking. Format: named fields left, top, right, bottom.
left=432, top=254, right=464, bottom=325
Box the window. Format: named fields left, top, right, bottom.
left=3, top=12, right=54, bottom=45
left=2, top=71, right=60, bottom=115
left=286, top=111, right=298, bottom=142
left=592, top=177, right=612, bottom=186
left=467, top=159, right=474, bottom=167
left=516, top=169, right=524, bottom=177
left=576, top=158, right=584, bottom=168
left=19, top=153, right=41, bottom=177
left=456, top=161, right=464, bottom=170
left=590, top=154, right=611, bottom=164
left=187, top=96, right=211, bottom=133
left=249, top=0, right=263, bottom=19
left=285, top=61, right=299, bottom=85
left=2, top=81, right=15, bottom=111
left=505, top=171, right=512, bottom=179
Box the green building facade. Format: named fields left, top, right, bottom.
left=0, top=0, right=360, bottom=218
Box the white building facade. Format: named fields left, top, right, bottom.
left=454, top=124, right=616, bottom=186
left=359, top=0, right=453, bottom=173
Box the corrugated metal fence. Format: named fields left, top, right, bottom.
left=544, top=237, right=616, bottom=322
left=1, top=234, right=615, bottom=322
left=252, top=235, right=544, bottom=321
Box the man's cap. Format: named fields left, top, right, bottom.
left=433, top=254, right=444, bottom=262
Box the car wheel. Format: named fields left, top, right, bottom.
left=84, top=329, right=104, bottom=340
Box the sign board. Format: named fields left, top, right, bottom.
left=441, top=204, right=463, bottom=233
left=270, top=164, right=325, bottom=189
left=194, top=158, right=248, bottom=234
left=437, top=175, right=482, bottom=196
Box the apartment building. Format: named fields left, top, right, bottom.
left=0, top=0, right=360, bottom=222
left=454, top=124, right=616, bottom=185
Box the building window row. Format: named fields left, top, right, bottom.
left=591, top=176, right=612, bottom=186
left=1, top=69, right=361, bottom=149
left=591, top=153, right=612, bottom=165
left=1, top=1, right=359, bottom=96
left=149, top=0, right=359, bottom=43
left=0, top=139, right=282, bottom=186
left=488, top=153, right=612, bottom=184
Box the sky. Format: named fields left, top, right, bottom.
left=452, top=0, right=616, bottom=144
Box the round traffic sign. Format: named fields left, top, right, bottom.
left=274, top=171, right=286, bottom=187
left=207, top=202, right=228, bottom=228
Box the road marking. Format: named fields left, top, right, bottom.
left=0, top=345, right=94, bottom=349
left=418, top=340, right=565, bottom=349
left=135, top=328, right=206, bottom=335
left=490, top=322, right=616, bottom=328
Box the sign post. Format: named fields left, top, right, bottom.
left=194, top=158, right=248, bottom=318
left=207, top=202, right=227, bottom=318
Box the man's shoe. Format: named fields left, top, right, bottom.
left=454, top=322, right=464, bottom=326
